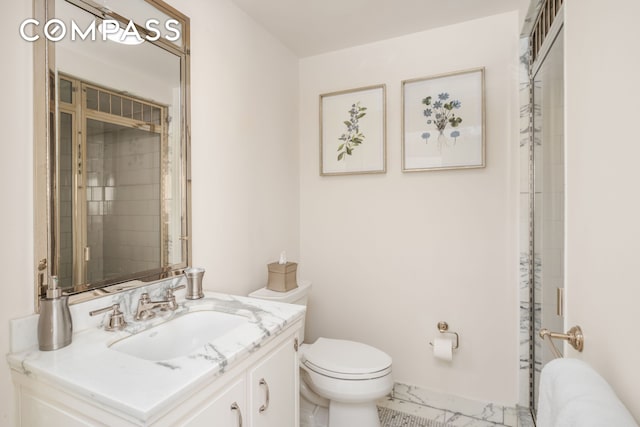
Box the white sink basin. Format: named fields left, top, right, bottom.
left=110, top=311, right=249, bottom=361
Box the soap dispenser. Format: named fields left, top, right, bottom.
left=37, top=276, right=73, bottom=351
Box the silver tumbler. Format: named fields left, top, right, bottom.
left=184, top=267, right=205, bottom=299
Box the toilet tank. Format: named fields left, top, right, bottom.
left=249, top=280, right=311, bottom=341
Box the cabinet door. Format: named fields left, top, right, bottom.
left=182, top=376, right=246, bottom=427
left=248, top=335, right=299, bottom=427
left=20, top=392, right=100, bottom=427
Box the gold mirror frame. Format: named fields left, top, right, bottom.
left=33, top=0, right=191, bottom=309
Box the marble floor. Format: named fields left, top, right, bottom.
left=377, top=385, right=534, bottom=427
left=378, top=397, right=512, bottom=427
left=379, top=406, right=453, bottom=427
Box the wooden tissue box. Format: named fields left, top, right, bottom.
left=267, top=262, right=298, bottom=292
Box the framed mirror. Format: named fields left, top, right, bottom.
left=33, top=0, right=191, bottom=306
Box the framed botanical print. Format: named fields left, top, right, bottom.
left=320, top=84, right=386, bottom=176
left=402, top=68, right=485, bottom=172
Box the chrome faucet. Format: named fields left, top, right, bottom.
left=135, top=285, right=185, bottom=320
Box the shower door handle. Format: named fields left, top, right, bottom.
left=557, top=287, right=564, bottom=316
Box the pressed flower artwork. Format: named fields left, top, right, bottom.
left=402, top=68, right=485, bottom=172
left=337, top=102, right=367, bottom=161
left=320, top=85, right=386, bottom=175
left=421, top=92, right=463, bottom=151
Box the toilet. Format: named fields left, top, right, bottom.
left=249, top=281, right=393, bottom=427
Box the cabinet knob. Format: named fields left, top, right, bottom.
left=258, top=378, right=270, bottom=413
left=230, top=402, right=243, bottom=427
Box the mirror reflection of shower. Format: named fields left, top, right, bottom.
left=58, top=76, right=167, bottom=289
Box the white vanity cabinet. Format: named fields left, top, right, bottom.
left=12, top=322, right=301, bottom=427
left=247, top=333, right=299, bottom=427
left=182, top=332, right=299, bottom=427
left=181, top=376, right=246, bottom=427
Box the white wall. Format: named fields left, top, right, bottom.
left=564, top=0, right=640, bottom=421
left=180, top=0, right=300, bottom=298
left=299, top=12, right=521, bottom=405
left=0, top=1, right=35, bottom=424
left=0, top=0, right=299, bottom=423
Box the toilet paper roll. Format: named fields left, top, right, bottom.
left=433, top=337, right=453, bottom=361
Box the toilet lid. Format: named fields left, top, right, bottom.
left=301, top=338, right=392, bottom=380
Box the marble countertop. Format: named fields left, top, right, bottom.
left=7, top=291, right=305, bottom=423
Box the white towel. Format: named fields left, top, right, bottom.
left=537, top=358, right=638, bottom=427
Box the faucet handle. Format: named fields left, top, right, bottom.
left=163, top=285, right=186, bottom=311
left=165, top=284, right=186, bottom=298
left=135, top=293, right=156, bottom=320
left=90, top=303, right=127, bottom=331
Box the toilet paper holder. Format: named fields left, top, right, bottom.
left=429, top=321, right=459, bottom=349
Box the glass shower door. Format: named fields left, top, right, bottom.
left=532, top=27, right=565, bottom=409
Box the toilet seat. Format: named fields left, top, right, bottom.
left=301, top=338, right=392, bottom=380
